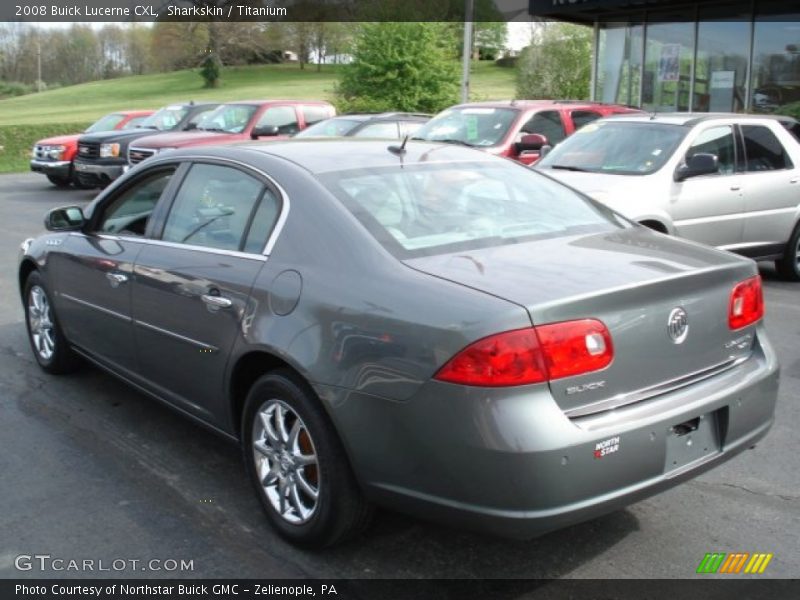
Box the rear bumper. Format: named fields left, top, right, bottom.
left=30, top=160, right=71, bottom=178
left=323, top=326, right=780, bottom=539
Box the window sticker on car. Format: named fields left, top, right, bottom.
left=466, top=116, right=478, bottom=140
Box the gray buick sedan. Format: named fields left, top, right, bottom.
left=19, top=140, right=779, bottom=547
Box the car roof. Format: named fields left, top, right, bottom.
left=447, top=100, right=632, bottom=111
left=223, top=99, right=333, bottom=106
left=184, top=139, right=498, bottom=174
left=603, top=112, right=797, bottom=127
left=337, top=112, right=432, bottom=122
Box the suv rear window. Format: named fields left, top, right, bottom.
left=321, top=162, right=619, bottom=258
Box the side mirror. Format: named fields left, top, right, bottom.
left=517, top=133, right=548, bottom=153
left=251, top=125, right=280, bottom=139
left=675, top=153, right=719, bottom=181
left=45, top=206, right=85, bottom=232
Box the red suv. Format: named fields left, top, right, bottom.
left=413, top=100, right=642, bottom=165
left=31, top=110, right=153, bottom=187
left=127, top=100, right=335, bottom=165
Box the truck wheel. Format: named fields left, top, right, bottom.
left=46, top=174, right=72, bottom=188
left=71, top=171, right=95, bottom=190
left=776, top=222, right=800, bottom=282
left=242, top=370, right=373, bottom=548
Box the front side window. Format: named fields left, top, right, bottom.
left=741, top=125, right=792, bottom=171
left=256, top=106, right=299, bottom=135
left=96, top=169, right=175, bottom=236
left=571, top=110, right=603, bottom=131
left=321, top=162, right=620, bottom=258
left=160, top=164, right=265, bottom=252
left=686, top=125, right=736, bottom=175
left=522, top=111, right=567, bottom=145
left=199, top=104, right=258, bottom=134
left=413, top=107, right=519, bottom=147
left=538, top=121, right=688, bottom=175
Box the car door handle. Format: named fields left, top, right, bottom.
left=106, top=272, right=128, bottom=287
left=201, top=294, right=232, bottom=309
left=730, top=185, right=741, bottom=191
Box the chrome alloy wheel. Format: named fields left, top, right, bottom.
left=28, top=285, right=55, bottom=361
left=252, top=399, right=319, bottom=525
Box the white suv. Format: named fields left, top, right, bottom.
left=537, top=113, right=800, bottom=280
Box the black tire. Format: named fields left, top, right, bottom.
left=46, top=174, right=72, bottom=188
left=776, top=222, right=800, bottom=282
left=242, top=370, right=372, bottom=548
left=71, top=170, right=96, bottom=190
left=23, top=271, right=80, bottom=374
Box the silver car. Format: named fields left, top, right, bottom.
left=537, top=114, right=800, bottom=280
left=19, top=140, right=778, bottom=547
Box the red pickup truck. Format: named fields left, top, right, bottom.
left=412, top=100, right=642, bottom=165
left=30, top=110, right=153, bottom=187
left=127, top=100, right=335, bottom=165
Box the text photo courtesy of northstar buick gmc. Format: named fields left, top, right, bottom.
left=19, top=140, right=778, bottom=548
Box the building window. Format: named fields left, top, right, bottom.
left=642, top=17, right=695, bottom=111
left=751, top=3, right=800, bottom=114
left=596, top=20, right=643, bottom=107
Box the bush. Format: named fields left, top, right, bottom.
left=0, top=81, right=35, bottom=99
left=336, top=22, right=460, bottom=114
left=516, top=23, right=592, bottom=100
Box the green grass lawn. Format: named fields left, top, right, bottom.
left=0, top=61, right=516, bottom=173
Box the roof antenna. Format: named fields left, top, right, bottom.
left=388, top=134, right=409, bottom=157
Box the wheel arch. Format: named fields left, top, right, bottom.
left=18, top=258, right=39, bottom=301
left=638, top=218, right=670, bottom=234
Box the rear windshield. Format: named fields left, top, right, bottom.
left=295, top=118, right=361, bottom=137
left=413, top=107, right=519, bottom=147
left=320, top=162, right=623, bottom=258
left=538, top=121, right=687, bottom=175
left=85, top=113, right=125, bottom=133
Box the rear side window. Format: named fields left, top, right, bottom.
left=302, top=105, right=332, bottom=127
left=522, top=111, right=567, bottom=145
left=571, top=111, right=603, bottom=130
left=161, top=164, right=265, bottom=252
left=741, top=125, right=792, bottom=172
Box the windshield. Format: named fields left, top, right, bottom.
left=85, top=113, right=125, bottom=133
left=413, top=107, right=519, bottom=147
left=538, top=121, right=688, bottom=175
left=295, top=118, right=362, bottom=138
left=140, top=105, right=190, bottom=131
left=320, top=162, right=622, bottom=258
left=198, top=104, right=258, bottom=134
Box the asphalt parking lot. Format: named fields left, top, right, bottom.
left=0, top=172, right=797, bottom=581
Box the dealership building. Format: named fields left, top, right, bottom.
left=529, top=0, right=800, bottom=114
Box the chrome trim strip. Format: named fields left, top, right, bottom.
left=60, top=293, right=132, bottom=323
left=30, top=159, right=71, bottom=168
left=75, top=233, right=268, bottom=262
left=133, top=319, right=217, bottom=352
left=565, top=355, right=750, bottom=419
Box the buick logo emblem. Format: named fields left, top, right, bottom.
left=667, top=307, right=689, bottom=344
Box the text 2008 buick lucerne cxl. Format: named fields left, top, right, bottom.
left=18, top=140, right=778, bottom=547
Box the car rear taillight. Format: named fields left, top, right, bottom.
left=434, top=319, right=613, bottom=387
left=729, top=275, right=764, bottom=330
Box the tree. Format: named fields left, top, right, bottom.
left=200, top=49, right=222, bottom=88
left=516, top=23, right=592, bottom=100
left=336, top=22, right=460, bottom=113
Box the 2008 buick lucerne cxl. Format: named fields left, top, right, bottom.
left=19, top=140, right=779, bottom=547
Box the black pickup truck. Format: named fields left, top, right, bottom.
left=73, top=102, right=218, bottom=188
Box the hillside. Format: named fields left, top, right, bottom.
left=0, top=62, right=516, bottom=172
